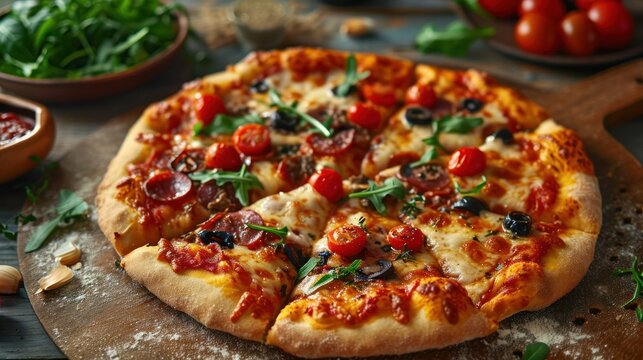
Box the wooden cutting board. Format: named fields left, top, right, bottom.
left=17, top=59, right=643, bottom=360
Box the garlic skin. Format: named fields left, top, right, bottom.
left=0, top=265, right=22, bottom=294
left=53, top=241, right=81, bottom=266
left=36, top=265, right=73, bottom=294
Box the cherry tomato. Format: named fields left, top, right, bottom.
left=361, top=83, right=397, bottom=107
left=328, top=224, right=367, bottom=258
left=144, top=172, right=193, bottom=203
left=560, top=11, right=599, bottom=56
left=194, top=93, right=226, bottom=125
left=587, top=2, right=633, bottom=50
left=233, top=124, right=272, bottom=156
left=347, top=102, right=382, bottom=130
left=576, top=0, right=619, bottom=12
left=387, top=225, right=426, bottom=252
left=478, top=0, right=521, bottom=18
left=405, top=84, right=437, bottom=108
left=514, top=13, right=561, bottom=55
left=519, top=0, right=566, bottom=20
left=448, top=147, right=487, bottom=176
left=309, top=168, right=345, bottom=202
left=205, top=143, right=243, bottom=171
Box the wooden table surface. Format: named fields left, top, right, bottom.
left=0, top=1, right=641, bottom=359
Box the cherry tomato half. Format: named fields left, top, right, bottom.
left=328, top=224, right=367, bottom=258
left=361, top=83, right=397, bottom=107
left=309, top=168, right=345, bottom=202
left=448, top=147, right=487, bottom=176
left=347, top=102, right=382, bottom=130
left=519, top=0, right=566, bottom=20
left=560, top=11, right=599, bottom=56
left=479, top=0, right=521, bottom=18
left=144, top=171, right=193, bottom=203
left=576, top=0, right=619, bottom=12
left=587, top=2, right=633, bottom=50
left=405, top=84, right=437, bottom=108
left=387, top=225, right=425, bottom=252
left=514, top=13, right=561, bottom=55
left=233, top=124, right=272, bottom=156
left=194, top=93, right=227, bottom=125
left=205, top=143, right=243, bottom=171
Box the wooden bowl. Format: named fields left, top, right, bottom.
left=0, top=11, right=188, bottom=103
left=0, top=93, right=55, bottom=184
left=454, top=5, right=643, bottom=67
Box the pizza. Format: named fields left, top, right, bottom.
left=96, top=48, right=601, bottom=358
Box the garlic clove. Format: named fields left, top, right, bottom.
left=53, top=241, right=81, bottom=266
left=36, top=265, right=73, bottom=294
left=0, top=265, right=22, bottom=294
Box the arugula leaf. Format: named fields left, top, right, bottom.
left=348, top=178, right=406, bottom=215
left=413, top=115, right=483, bottom=168
left=189, top=164, right=263, bottom=206
left=297, top=257, right=321, bottom=282
left=410, top=147, right=437, bottom=168
left=1, top=223, right=17, bottom=241
left=416, top=21, right=495, bottom=57
left=246, top=224, right=288, bottom=240
left=614, top=256, right=643, bottom=321
left=453, top=0, right=491, bottom=20
left=522, top=342, right=550, bottom=360
left=334, top=54, right=370, bottom=97
left=454, top=175, right=487, bottom=195
left=269, top=90, right=333, bottom=138
left=194, top=114, right=264, bottom=136
left=305, top=259, right=362, bottom=295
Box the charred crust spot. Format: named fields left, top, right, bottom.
left=589, top=307, right=602, bottom=315
left=572, top=317, right=586, bottom=326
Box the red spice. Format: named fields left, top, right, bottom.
left=0, top=113, right=33, bottom=145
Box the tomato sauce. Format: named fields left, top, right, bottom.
left=0, top=112, right=34, bottom=146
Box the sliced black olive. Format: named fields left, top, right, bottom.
left=461, top=98, right=484, bottom=113
left=503, top=211, right=532, bottom=237
left=269, top=110, right=300, bottom=132
left=284, top=245, right=307, bottom=268
left=452, top=196, right=488, bottom=216
left=399, top=163, right=451, bottom=193
left=354, top=259, right=394, bottom=282
left=197, top=230, right=235, bottom=249
left=318, top=250, right=332, bottom=266
left=331, top=84, right=357, bottom=97
left=250, top=79, right=270, bottom=93
left=404, top=106, right=433, bottom=126
left=489, top=128, right=514, bottom=145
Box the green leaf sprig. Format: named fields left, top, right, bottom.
left=401, top=194, right=426, bottom=219
left=334, top=54, right=370, bottom=97
left=193, top=114, right=264, bottom=136
left=297, top=256, right=321, bottom=282
left=269, top=90, right=333, bottom=138
left=394, top=244, right=416, bottom=263
left=305, top=259, right=362, bottom=295
left=453, top=0, right=491, bottom=20
left=24, top=190, right=89, bottom=253
left=348, top=178, right=406, bottom=215
left=454, top=175, right=487, bottom=195
left=25, top=155, right=59, bottom=204
left=246, top=223, right=288, bottom=249
left=416, top=21, right=495, bottom=57
left=189, top=164, right=263, bottom=206
left=522, top=342, right=550, bottom=360
left=614, top=256, right=643, bottom=322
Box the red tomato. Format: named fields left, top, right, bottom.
left=587, top=2, right=633, bottom=50
left=514, top=13, right=561, bottom=55
left=233, top=124, right=272, bottom=156
left=205, top=143, right=242, bottom=171
left=448, top=147, right=487, bottom=176
left=576, top=0, right=619, bottom=12
left=405, top=84, right=437, bottom=108
left=309, top=168, right=345, bottom=202
left=387, top=225, right=425, bottom=252
left=194, top=93, right=226, bottom=125
left=519, top=0, right=566, bottom=20
left=479, top=0, right=521, bottom=18
left=328, top=225, right=367, bottom=258
left=347, top=102, right=382, bottom=130
left=361, top=83, right=397, bottom=107
left=560, top=11, right=599, bottom=56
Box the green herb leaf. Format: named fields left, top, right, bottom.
left=349, top=178, right=406, bottom=215
left=334, top=54, right=370, bottom=97
left=394, top=244, right=416, bottom=263
left=454, top=175, right=487, bottom=195
left=614, top=257, right=643, bottom=322
left=433, top=115, right=484, bottom=135
left=410, top=147, right=438, bottom=168
left=15, top=214, right=37, bottom=225
left=522, top=342, right=550, bottom=360
left=194, top=114, right=264, bottom=136
left=246, top=224, right=288, bottom=240
left=416, top=21, right=495, bottom=57
left=189, top=164, right=263, bottom=206
left=305, top=259, right=362, bottom=295
left=297, top=257, right=320, bottom=282
left=453, top=0, right=491, bottom=20
left=401, top=195, right=425, bottom=219
left=269, top=90, right=333, bottom=138
left=1, top=223, right=17, bottom=241
left=357, top=216, right=367, bottom=231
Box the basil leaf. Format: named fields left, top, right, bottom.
left=194, top=114, right=264, bottom=136
left=334, top=54, right=370, bottom=97
left=454, top=175, right=487, bottom=195
left=189, top=164, right=263, bottom=206
left=416, top=21, right=495, bottom=57
left=246, top=224, right=288, bottom=240
left=348, top=178, right=406, bottom=215
left=305, top=259, right=362, bottom=295
left=522, top=342, right=550, bottom=360
left=269, top=90, right=334, bottom=138
left=55, top=190, right=86, bottom=215
left=24, top=215, right=63, bottom=253
left=297, top=257, right=320, bottom=282
left=434, top=115, right=484, bottom=134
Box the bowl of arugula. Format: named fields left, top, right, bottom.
left=0, top=0, right=188, bottom=103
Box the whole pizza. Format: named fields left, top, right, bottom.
left=96, top=48, right=601, bottom=358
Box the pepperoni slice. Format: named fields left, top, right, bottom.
left=306, top=129, right=355, bottom=156
left=144, top=172, right=193, bottom=203
left=197, top=181, right=242, bottom=212
left=398, top=163, right=451, bottom=193
left=202, top=210, right=265, bottom=249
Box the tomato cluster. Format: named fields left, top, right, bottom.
left=479, top=0, right=634, bottom=56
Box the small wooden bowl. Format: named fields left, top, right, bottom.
left=0, top=93, right=55, bottom=184
left=0, top=11, right=188, bottom=103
